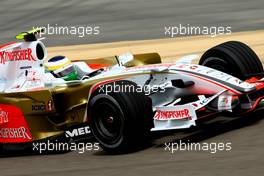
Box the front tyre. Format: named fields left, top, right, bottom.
left=199, top=41, right=263, bottom=80
left=88, top=81, right=153, bottom=153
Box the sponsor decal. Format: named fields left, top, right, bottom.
left=199, top=97, right=211, bottom=106
left=0, top=127, right=32, bottom=140
left=0, top=104, right=32, bottom=143
left=32, top=104, right=46, bottom=111
left=0, top=48, right=36, bottom=64
left=176, top=64, right=214, bottom=74
left=154, top=105, right=197, bottom=121
left=190, top=90, right=226, bottom=110
left=154, top=108, right=192, bottom=120
left=151, top=104, right=197, bottom=131
left=65, top=126, right=91, bottom=138
left=32, top=100, right=53, bottom=112
left=0, top=110, right=9, bottom=125
left=218, top=95, right=232, bottom=111
left=179, top=64, right=253, bottom=90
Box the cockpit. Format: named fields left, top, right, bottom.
left=45, top=55, right=97, bottom=81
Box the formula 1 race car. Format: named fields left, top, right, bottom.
left=0, top=29, right=264, bottom=153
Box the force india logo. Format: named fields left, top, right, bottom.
left=0, top=48, right=36, bottom=64
left=154, top=108, right=192, bottom=120
left=0, top=127, right=32, bottom=140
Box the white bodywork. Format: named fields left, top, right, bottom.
left=0, top=40, right=257, bottom=131
left=84, top=58, right=256, bottom=131
left=0, top=41, right=47, bottom=92
left=0, top=41, right=93, bottom=93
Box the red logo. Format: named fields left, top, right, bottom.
left=154, top=109, right=191, bottom=120
left=0, top=48, right=36, bottom=64
left=0, top=104, right=32, bottom=143
left=0, top=127, right=32, bottom=140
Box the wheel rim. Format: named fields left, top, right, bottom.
left=91, top=98, right=124, bottom=145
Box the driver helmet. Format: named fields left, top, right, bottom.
left=45, top=56, right=78, bottom=81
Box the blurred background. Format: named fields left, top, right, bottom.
left=0, top=0, right=264, bottom=46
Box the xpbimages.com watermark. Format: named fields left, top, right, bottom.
left=33, top=24, right=100, bottom=38
left=164, top=140, right=232, bottom=154
left=98, top=82, right=166, bottom=95
left=32, top=140, right=100, bottom=154
left=164, top=24, right=232, bottom=38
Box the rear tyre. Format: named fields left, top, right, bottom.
left=89, top=80, right=153, bottom=153
left=199, top=41, right=263, bottom=80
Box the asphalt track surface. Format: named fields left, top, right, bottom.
left=0, top=1, right=264, bottom=176
left=0, top=0, right=264, bottom=46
